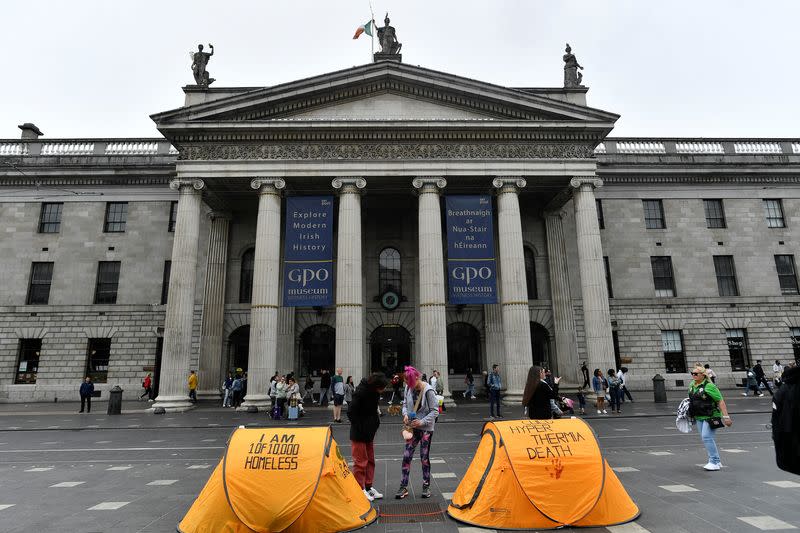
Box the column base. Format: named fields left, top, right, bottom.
left=150, top=396, right=196, bottom=413
left=238, top=394, right=270, bottom=412
left=197, top=389, right=222, bottom=402
left=501, top=391, right=523, bottom=408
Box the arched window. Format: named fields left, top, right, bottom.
left=239, top=248, right=255, bottom=303
left=379, top=247, right=402, bottom=295
left=525, top=247, right=538, bottom=299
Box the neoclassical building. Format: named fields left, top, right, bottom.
left=2, top=56, right=799, bottom=408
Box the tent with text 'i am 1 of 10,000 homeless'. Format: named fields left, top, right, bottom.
left=448, top=418, right=640, bottom=530
left=178, top=426, right=377, bottom=533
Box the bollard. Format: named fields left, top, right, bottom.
left=107, top=385, right=124, bottom=415
left=652, top=374, right=667, bottom=403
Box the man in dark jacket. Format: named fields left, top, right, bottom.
left=753, top=360, right=774, bottom=396
left=79, top=377, right=94, bottom=413
left=773, top=364, right=799, bottom=475
left=347, top=373, right=388, bottom=501
left=319, top=369, right=331, bottom=407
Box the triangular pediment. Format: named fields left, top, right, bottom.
left=152, top=61, right=619, bottom=128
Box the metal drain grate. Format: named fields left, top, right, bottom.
left=378, top=502, right=445, bottom=523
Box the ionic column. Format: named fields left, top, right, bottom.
left=483, top=303, right=504, bottom=370
left=332, top=178, right=366, bottom=382
left=197, top=212, right=231, bottom=400
left=412, top=177, right=451, bottom=403
left=152, top=178, right=204, bottom=413
left=240, top=178, right=285, bottom=411
left=492, top=177, right=532, bottom=405
left=545, top=210, right=579, bottom=384
left=571, top=177, right=615, bottom=373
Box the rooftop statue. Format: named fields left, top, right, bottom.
left=377, top=14, right=402, bottom=55
left=563, top=43, right=584, bottom=88
left=191, top=43, right=215, bottom=87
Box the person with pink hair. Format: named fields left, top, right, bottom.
left=394, top=365, right=439, bottom=499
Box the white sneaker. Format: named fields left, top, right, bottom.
left=602, top=410, right=608, bottom=414
left=703, top=462, right=721, bottom=471
left=367, top=487, right=383, bottom=499
left=362, top=488, right=374, bottom=501
left=742, top=393, right=748, bottom=396
left=597, top=410, right=601, bottom=414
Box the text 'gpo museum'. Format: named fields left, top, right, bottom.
left=2, top=37, right=799, bottom=409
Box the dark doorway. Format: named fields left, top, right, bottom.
left=227, top=325, right=250, bottom=373
left=153, top=337, right=163, bottom=398
left=612, top=330, right=622, bottom=370
left=370, top=325, right=411, bottom=376
left=299, top=324, right=336, bottom=375
left=530, top=322, right=553, bottom=372
left=447, top=322, right=482, bottom=373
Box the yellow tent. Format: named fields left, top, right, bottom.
left=179, top=426, right=377, bottom=533
left=448, top=418, right=639, bottom=530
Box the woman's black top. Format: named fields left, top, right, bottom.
left=526, top=381, right=559, bottom=420
left=347, top=378, right=381, bottom=442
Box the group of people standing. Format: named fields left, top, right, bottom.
left=588, top=366, right=633, bottom=414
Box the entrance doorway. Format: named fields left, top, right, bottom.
left=299, top=324, right=336, bottom=375
left=370, top=325, right=411, bottom=376
left=530, top=322, right=553, bottom=371
left=447, top=322, right=482, bottom=373
left=227, top=325, right=250, bottom=373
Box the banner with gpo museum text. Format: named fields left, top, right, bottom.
left=283, top=196, right=334, bottom=307
left=445, top=195, right=498, bottom=304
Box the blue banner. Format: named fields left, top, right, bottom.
left=283, top=196, right=334, bottom=307
left=445, top=195, right=498, bottom=304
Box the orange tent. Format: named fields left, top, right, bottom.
left=447, top=418, right=639, bottom=530
left=179, top=426, right=377, bottom=533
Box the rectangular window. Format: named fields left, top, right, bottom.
left=726, top=328, right=750, bottom=371
left=604, top=256, right=613, bottom=298
left=661, top=330, right=686, bottom=373
left=15, top=339, right=42, bottom=384
left=764, top=199, right=785, bottom=228
left=791, top=327, right=800, bottom=366
left=27, top=262, right=54, bottom=305
left=86, top=338, right=111, bottom=383
left=38, top=202, right=63, bottom=233
left=103, top=202, right=128, bottom=233
left=168, top=201, right=178, bottom=232
left=94, top=261, right=121, bottom=304
left=703, top=199, right=726, bottom=229
left=713, top=255, right=739, bottom=296
left=643, top=199, right=665, bottom=229
left=651, top=256, right=676, bottom=297
left=596, top=199, right=605, bottom=230
left=775, top=255, right=799, bottom=295
left=161, top=260, right=171, bottom=305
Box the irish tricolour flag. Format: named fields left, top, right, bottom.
left=353, top=19, right=375, bottom=39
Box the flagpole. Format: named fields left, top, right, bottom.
left=369, top=0, right=375, bottom=61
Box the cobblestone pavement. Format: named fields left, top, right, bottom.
left=0, top=392, right=796, bottom=532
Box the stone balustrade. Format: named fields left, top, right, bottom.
left=597, top=138, right=800, bottom=156
left=0, top=139, right=175, bottom=157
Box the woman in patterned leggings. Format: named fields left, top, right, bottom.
left=395, top=366, right=439, bottom=499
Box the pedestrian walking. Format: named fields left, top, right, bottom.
left=688, top=364, right=732, bottom=471
left=231, top=373, right=243, bottom=407
left=332, top=368, right=345, bottom=423
left=488, top=364, right=503, bottom=419
left=303, top=375, right=315, bottom=404
left=395, top=366, right=439, bottom=500
left=580, top=361, right=590, bottom=389
left=464, top=368, right=476, bottom=399
left=79, top=376, right=94, bottom=413
left=319, top=369, right=331, bottom=407
left=576, top=387, right=587, bottom=415
left=432, top=370, right=445, bottom=412
left=188, top=370, right=198, bottom=403
left=592, top=368, right=607, bottom=414
left=772, top=363, right=799, bottom=474
left=140, top=373, right=153, bottom=401
left=743, top=366, right=762, bottom=396
left=522, top=366, right=561, bottom=420
left=607, top=369, right=622, bottom=414
left=618, top=367, right=634, bottom=402
left=704, top=363, right=717, bottom=384
left=773, top=360, right=784, bottom=388
left=221, top=372, right=233, bottom=407
left=344, top=376, right=355, bottom=405
left=753, top=360, right=774, bottom=396
left=347, top=373, right=388, bottom=502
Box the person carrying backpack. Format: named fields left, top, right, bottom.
left=772, top=364, right=800, bottom=475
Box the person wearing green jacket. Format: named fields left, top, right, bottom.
left=688, top=364, right=733, bottom=471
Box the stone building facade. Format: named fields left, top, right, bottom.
left=1, top=60, right=798, bottom=406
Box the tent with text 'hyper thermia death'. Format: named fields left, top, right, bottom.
left=447, top=418, right=640, bottom=530
left=178, top=426, right=377, bottom=533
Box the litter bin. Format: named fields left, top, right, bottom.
left=107, top=385, right=123, bottom=415
left=652, top=374, right=667, bottom=403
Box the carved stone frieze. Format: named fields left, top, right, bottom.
left=178, top=142, right=595, bottom=161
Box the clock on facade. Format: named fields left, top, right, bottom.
left=380, top=290, right=400, bottom=311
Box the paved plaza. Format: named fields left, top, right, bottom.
left=0, top=393, right=797, bottom=532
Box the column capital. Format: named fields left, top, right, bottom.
left=250, top=178, right=286, bottom=193
left=169, top=178, right=205, bottom=191
left=332, top=177, right=366, bottom=192
left=412, top=177, right=447, bottom=192
left=569, top=176, right=603, bottom=190
left=207, top=210, right=232, bottom=221
left=492, top=177, right=527, bottom=192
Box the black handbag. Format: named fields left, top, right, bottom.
left=708, top=417, right=725, bottom=429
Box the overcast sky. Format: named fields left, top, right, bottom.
left=1, top=0, right=798, bottom=139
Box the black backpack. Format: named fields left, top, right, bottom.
left=773, top=366, right=800, bottom=475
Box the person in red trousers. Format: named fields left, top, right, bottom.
left=347, top=372, right=388, bottom=502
